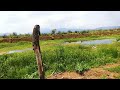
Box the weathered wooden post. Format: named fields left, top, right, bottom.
left=32, top=25, right=45, bottom=79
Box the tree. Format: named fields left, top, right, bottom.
left=51, top=29, right=57, bottom=35
left=25, top=33, right=31, bottom=37
left=68, top=30, right=72, bottom=33
left=2, top=34, right=7, bottom=38
left=57, top=31, right=62, bottom=34
left=12, top=32, right=17, bottom=36
left=75, top=31, right=79, bottom=33
left=80, top=30, right=89, bottom=34
left=10, top=32, right=18, bottom=38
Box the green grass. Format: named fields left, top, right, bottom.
left=0, top=38, right=3, bottom=40
left=0, top=35, right=118, bottom=53
left=0, top=41, right=120, bottom=79
left=105, top=66, right=120, bottom=79
left=100, top=75, right=107, bottom=79
left=106, top=66, right=120, bottom=73
left=0, top=51, right=37, bottom=79
left=0, top=41, right=32, bottom=53
left=0, top=35, right=120, bottom=79
left=116, top=37, right=120, bottom=41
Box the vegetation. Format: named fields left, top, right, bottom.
left=106, top=66, right=120, bottom=73
left=68, top=30, right=73, bottom=33
left=0, top=33, right=120, bottom=78
left=57, top=31, right=62, bottom=34
left=1, top=29, right=120, bottom=79
left=116, top=37, right=120, bottom=41
left=51, top=29, right=57, bottom=35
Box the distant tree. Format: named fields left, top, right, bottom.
left=57, top=31, right=62, bottom=34
left=74, top=31, right=79, bottom=33
left=68, top=30, right=72, bottom=33
left=2, top=34, right=7, bottom=38
left=12, top=32, right=17, bottom=36
left=25, top=33, right=31, bottom=37
left=80, top=30, right=89, bottom=34
left=41, top=33, right=47, bottom=36
left=9, top=32, right=18, bottom=38
left=51, top=29, right=57, bottom=35
left=18, top=34, right=24, bottom=38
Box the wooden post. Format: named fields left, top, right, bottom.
left=32, top=25, right=45, bottom=79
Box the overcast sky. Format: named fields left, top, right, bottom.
left=0, top=11, right=120, bottom=34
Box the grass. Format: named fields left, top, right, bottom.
left=0, top=38, right=3, bottom=40
left=106, top=66, right=120, bottom=73
left=0, top=41, right=120, bottom=79
left=116, top=37, right=120, bottom=41
left=100, top=75, right=108, bottom=79
left=0, top=51, right=36, bottom=79
left=0, top=35, right=118, bottom=53
left=0, top=35, right=120, bottom=79
left=105, top=66, right=120, bottom=79
left=0, top=41, right=32, bottom=53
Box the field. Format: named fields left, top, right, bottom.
left=1, top=29, right=120, bottom=79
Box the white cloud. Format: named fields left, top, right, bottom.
left=0, top=11, right=120, bottom=34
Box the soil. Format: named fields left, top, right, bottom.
left=47, top=62, right=120, bottom=79
left=0, top=52, right=6, bottom=55
left=1, top=30, right=120, bottom=43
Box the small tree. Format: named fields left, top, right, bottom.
left=25, top=33, right=31, bottom=37
left=2, top=34, right=7, bottom=38
left=13, top=32, right=17, bottom=36
left=80, top=30, right=89, bottom=34
left=75, top=31, right=79, bottom=33
left=68, top=30, right=72, bottom=33
left=51, top=29, right=57, bottom=35
left=57, top=31, right=62, bottom=34
left=11, top=32, right=18, bottom=38
left=62, top=31, right=67, bottom=34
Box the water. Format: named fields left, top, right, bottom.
left=0, top=39, right=116, bottom=55
left=81, top=39, right=116, bottom=45
left=7, top=48, right=32, bottom=54
left=65, top=39, right=116, bottom=45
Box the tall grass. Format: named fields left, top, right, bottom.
left=0, top=51, right=37, bottom=79
left=0, top=37, right=120, bottom=79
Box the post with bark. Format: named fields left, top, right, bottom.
left=32, top=25, right=45, bottom=79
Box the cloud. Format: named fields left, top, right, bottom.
left=0, top=11, right=120, bottom=34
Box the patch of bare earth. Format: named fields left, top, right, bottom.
left=47, top=62, right=120, bottom=79
left=0, top=52, right=6, bottom=55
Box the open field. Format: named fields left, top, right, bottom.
left=1, top=30, right=120, bottom=79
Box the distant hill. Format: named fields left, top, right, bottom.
left=41, top=28, right=83, bottom=33
left=0, top=33, right=2, bottom=36
left=1, top=26, right=120, bottom=35
left=0, top=33, right=11, bottom=36
left=57, top=28, right=86, bottom=32
left=95, top=26, right=120, bottom=30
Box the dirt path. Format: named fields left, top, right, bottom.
left=47, top=62, right=120, bottom=79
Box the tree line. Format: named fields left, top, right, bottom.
left=1, top=28, right=120, bottom=38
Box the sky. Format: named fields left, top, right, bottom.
left=0, top=11, right=120, bottom=34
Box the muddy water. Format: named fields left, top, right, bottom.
left=81, top=39, right=116, bottom=45
left=65, top=39, right=116, bottom=45
left=7, top=48, right=32, bottom=54
left=0, top=39, right=116, bottom=55
left=0, top=48, right=32, bottom=55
